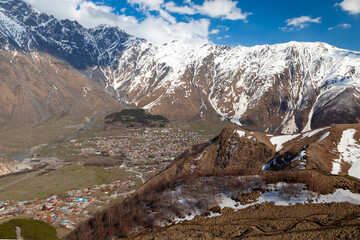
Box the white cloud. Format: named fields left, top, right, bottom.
left=127, top=0, right=176, bottom=24
left=164, top=1, right=196, bottom=15
left=158, top=9, right=177, bottom=24
left=164, top=0, right=250, bottom=21
left=209, top=29, right=220, bottom=34
left=280, top=16, right=321, bottom=31
left=128, top=0, right=164, bottom=11
left=133, top=17, right=212, bottom=45
left=193, top=0, right=250, bottom=20
left=336, top=0, right=360, bottom=15
left=25, top=0, right=82, bottom=20
left=328, top=23, right=352, bottom=30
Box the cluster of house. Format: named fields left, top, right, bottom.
left=78, top=128, right=210, bottom=162
left=0, top=177, right=137, bottom=229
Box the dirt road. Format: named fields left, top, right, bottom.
left=15, top=226, right=23, bottom=240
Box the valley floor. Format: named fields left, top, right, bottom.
left=0, top=117, right=219, bottom=238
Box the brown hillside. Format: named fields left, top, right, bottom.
left=130, top=202, right=360, bottom=240
left=0, top=49, right=119, bottom=153
left=66, top=124, right=360, bottom=240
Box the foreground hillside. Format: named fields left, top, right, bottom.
left=134, top=123, right=360, bottom=185
left=131, top=202, right=360, bottom=239
left=66, top=124, right=360, bottom=240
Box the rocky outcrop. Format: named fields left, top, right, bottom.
left=171, top=126, right=274, bottom=174
left=143, top=124, right=360, bottom=181
left=0, top=157, right=26, bottom=175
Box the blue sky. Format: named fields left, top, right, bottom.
left=24, top=0, right=360, bottom=51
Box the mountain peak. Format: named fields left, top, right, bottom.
left=0, top=0, right=141, bottom=68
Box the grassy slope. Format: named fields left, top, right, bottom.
left=0, top=164, right=134, bottom=200
left=0, top=219, right=58, bottom=240
left=0, top=216, right=71, bottom=239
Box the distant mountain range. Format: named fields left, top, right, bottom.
left=1, top=0, right=360, bottom=134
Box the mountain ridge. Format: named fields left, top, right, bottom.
left=0, top=0, right=143, bottom=69
left=1, top=0, right=360, bottom=135
left=103, top=40, right=360, bottom=134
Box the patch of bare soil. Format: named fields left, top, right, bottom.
left=130, top=202, right=360, bottom=240
left=235, top=191, right=262, bottom=205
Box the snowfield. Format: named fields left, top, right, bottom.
left=173, top=182, right=360, bottom=224
left=270, top=134, right=300, bottom=152
left=332, top=129, right=360, bottom=178
left=316, top=131, right=330, bottom=142
left=301, top=127, right=329, bottom=139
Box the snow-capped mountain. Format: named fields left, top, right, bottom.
left=0, top=0, right=119, bottom=128
left=1, top=0, right=360, bottom=134
left=101, top=41, right=360, bottom=134
left=0, top=0, right=141, bottom=69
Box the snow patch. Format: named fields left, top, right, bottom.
left=247, top=136, right=256, bottom=142
left=301, top=127, right=329, bottom=139
left=291, top=148, right=307, bottom=170
left=316, top=131, right=330, bottom=142
left=235, top=129, right=245, bottom=138
left=217, top=184, right=360, bottom=212
left=173, top=210, right=199, bottom=224
left=229, top=118, right=242, bottom=126
left=281, top=115, right=298, bottom=134
left=143, top=94, right=164, bottom=111
left=331, top=129, right=360, bottom=178
left=169, top=179, right=360, bottom=225
left=206, top=212, right=222, bottom=218
left=191, top=151, right=205, bottom=171
left=317, top=189, right=360, bottom=204
left=270, top=134, right=300, bottom=152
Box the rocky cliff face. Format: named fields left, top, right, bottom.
left=0, top=157, right=27, bottom=175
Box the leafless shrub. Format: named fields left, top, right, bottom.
left=67, top=168, right=325, bottom=240
left=263, top=171, right=324, bottom=194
